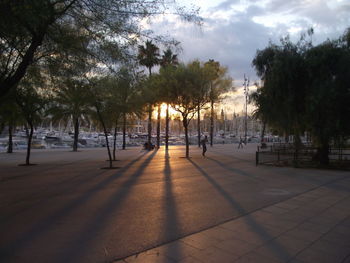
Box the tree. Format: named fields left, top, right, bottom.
left=48, top=79, right=91, bottom=152
left=0, top=91, right=23, bottom=153
left=204, top=60, right=233, bottom=146
left=188, top=61, right=211, bottom=147
left=253, top=37, right=309, bottom=148
left=159, top=48, right=179, bottom=150
left=87, top=77, right=116, bottom=169
left=167, top=63, right=208, bottom=158
left=304, top=33, right=350, bottom=165
left=138, top=40, right=160, bottom=148
left=252, top=29, right=350, bottom=166
left=0, top=0, right=201, bottom=99
left=112, top=66, right=144, bottom=152
left=16, top=77, right=47, bottom=165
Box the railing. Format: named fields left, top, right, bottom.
left=256, top=143, right=350, bottom=167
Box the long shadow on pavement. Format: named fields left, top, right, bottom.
left=162, top=150, right=182, bottom=260
left=0, top=150, right=150, bottom=262
left=187, top=158, right=294, bottom=262
left=55, top=150, right=158, bottom=263
left=206, top=156, right=262, bottom=181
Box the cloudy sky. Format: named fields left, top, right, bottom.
left=148, top=0, right=350, bottom=112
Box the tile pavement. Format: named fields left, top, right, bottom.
left=114, top=179, right=350, bottom=263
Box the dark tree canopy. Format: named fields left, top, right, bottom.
left=251, top=29, right=350, bottom=165
left=0, top=0, right=201, bottom=98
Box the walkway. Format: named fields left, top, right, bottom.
left=0, top=144, right=349, bottom=263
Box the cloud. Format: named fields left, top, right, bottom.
left=146, top=0, right=349, bottom=109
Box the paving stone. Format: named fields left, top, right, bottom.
left=234, top=251, right=283, bottom=263
left=274, top=202, right=299, bottom=210
left=333, top=224, right=350, bottom=236
left=124, top=251, right=175, bottom=263
left=227, top=228, right=273, bottom=246
left=155, top=240, right=202, bottom=261
left=288, top=259, right=306, bottom=263
left=201, top=226, right=237, bottom=241
left=282, top=199, right=305, bottom=208
left=342, top=255, right=350, bottom=263
left=262, top=205, right=290, bottom=215
left=297, top=221, right=333, bottom=234
left=176, top=256, right=203, bottom=263
left=180, top=232, right=220, bottom=250
left=284, top=228, right=323, bottom=243
left=292, top=196, right=317, bottom=203
left=295, top=248, right=347, bottom=263
left=307, top=238, right=350, bottom=260
left=340, top=217, right=350, bottom=228
left=214, top=237, right=258, bottom=257
left=278, top=211, right=311, bottom=223
left=258, top=217, right=299, bottom=231
left=254, top=235, right=310, bottom=262
left=190, top=246, right=239, bottom=263
left=307, top=216, right=340, bottom=228
left=322, top=229, right=350, bottom=246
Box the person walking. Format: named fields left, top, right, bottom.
left=201, top=135, right=208, bottom=156
left=238, top=136, right=244, bottom=149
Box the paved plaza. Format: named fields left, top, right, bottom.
left=0, top=144, right=349, bottom=263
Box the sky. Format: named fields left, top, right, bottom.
left=147, top=0, right=350, bottom=113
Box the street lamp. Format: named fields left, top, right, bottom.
left=243, top=74, right=249, bottom=144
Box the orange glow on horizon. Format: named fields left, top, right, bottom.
left=152, top=103, right=180, bottom=119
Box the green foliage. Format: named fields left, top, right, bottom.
left=251, top=28, right=350, bottom=164
left=204, top=60, right=233, bottom=103
left=138, top=40, right=160, bottom=76
left=0, top=0, right=201, bottom=98
left=49, top=79, right=91, bottom=122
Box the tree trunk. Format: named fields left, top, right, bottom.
left=73, top=117, right=79, bottom=152
left=165, top=104, right=169, bottom=150
left=7, top=123, right=13, bottom=153
left=96, top=107, right=113, bottom=168
left=147, top=104, right=152, bottom=146
left=210, top=100, right=214, bottom=147
left=197, top=105, right=201, bottom=147
left=122, top=112, right=126, bottom=150
left=25, top=122, right=34, bottom=165
left=113, top=119, right=118, bottom=160
left=261, top=121, right=266, bottom=143
left=183, top=116, right=189, bottom=158
left=317, top=141, right=329, bottom=166
left=293, top=131, right=302, bottom=167
left=156, top=104, right=161, bottom=148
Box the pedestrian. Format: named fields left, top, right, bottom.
left=201, top=135, right=208, bottom=156
left=238, top=136, right=244, bottom=149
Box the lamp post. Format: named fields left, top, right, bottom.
left=243, top=74, right=249, bottom=144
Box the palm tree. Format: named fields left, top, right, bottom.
left=48, top=79, right=91, bottom=152
left=138, top=40, right=160, bottom=148
left=160, top=48, right=178, bottom=150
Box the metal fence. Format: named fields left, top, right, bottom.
left=256, top=143, right=350, bottom=167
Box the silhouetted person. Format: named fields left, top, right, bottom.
left=201, top=135, right=208, bottom=156
left=238, top=136, right=244, bottom=149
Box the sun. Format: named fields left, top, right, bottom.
left=153, top=103, right=180, bottom=119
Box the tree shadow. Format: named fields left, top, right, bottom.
left=0, top=150, right=151, bottom=262
left=2, top=152, right=150, bottom=224
left=161, top=149, right=183, bottom=260
left=187, top=158, right=294, bottom=262
left=206, top=156, right=262, bottom=181
left=56, top=150, right=158, bottom=262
